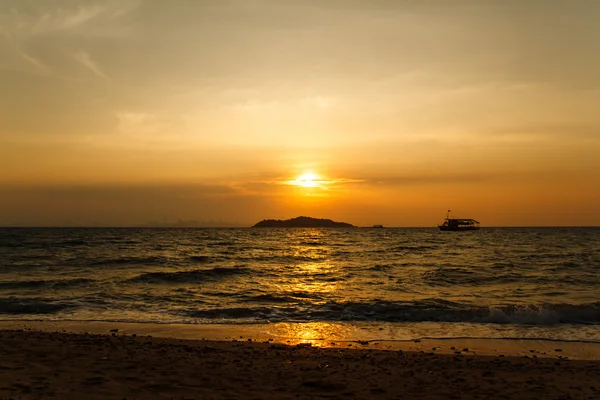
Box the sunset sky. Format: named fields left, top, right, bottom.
left=1, top=0, right=599, bottom=227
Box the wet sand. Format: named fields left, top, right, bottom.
left=1, top=324, right=599, bottom=399
left=3, top=320, right=600, bottom=360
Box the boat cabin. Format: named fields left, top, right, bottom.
left=438, top=210, right=480, bottom=231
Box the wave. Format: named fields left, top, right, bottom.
left=87, top=256, right=170, bottom=267
left=368, top=264, right=395, bottom=271
left=522, top=251, right=589, bottom=260
left=483, top=303, right=600, bottom=325
left=188, top=255, right=211, bottom=262
left=235, top=255, right=326, bottom=263
left=56, top=239, right=89, bottom=247
left=129, top=266, right=248, bottom=284
left=207, top=241, right=237, bottom=246
left=0, top=278, right=95, bottom=290
left=239, top=292, right=323, bottom=303
left=181, top=300, right=600, bottom=325
left=298, top=241, right=329, bottom=246
left=184, top=306, right=295, bottom=320
left=390, top=245, right=439, bottom=252
left=421, top=268, right=593, bottom=286
left=241, top=294, right=297, bottom=303
left=0, top=298, right=75, bottom=315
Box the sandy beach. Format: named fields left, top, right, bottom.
left=1, top=324, right=599, bottom=399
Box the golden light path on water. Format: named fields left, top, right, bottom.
left=264, top=322, right=353, bottom=346
left=272, top=262, right=340, bottom=296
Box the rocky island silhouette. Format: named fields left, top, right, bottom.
left=252, top=216, right=354, bottom=228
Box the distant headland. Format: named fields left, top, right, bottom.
left=252, top=216, right=354, bottom=228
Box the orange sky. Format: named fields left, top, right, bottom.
left=1, top=1, right=599, bottom=226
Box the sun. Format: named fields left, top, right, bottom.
left=283, top=171, right=332, bottom=191
left=294, top=172, right=320, bottom=188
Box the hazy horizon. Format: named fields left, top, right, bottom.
left=2, top=1, right=599, bottom=227
left=2, top=216, right=599, bottom=228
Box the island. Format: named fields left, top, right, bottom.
left=252, top=216, right=354, bottom=228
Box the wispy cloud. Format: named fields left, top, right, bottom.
left=17, top=49, right=50, bottom=73
left=278, top=176, right=364, bottom=189
left=235, top=174, right=365, bottom=195
left=357, top=173, right=504, bottom=186
left=40, top=5, right=105, bottom=33
left=0, top=1, right=141, bottom=38
left=0, top=26, right=50, bottom=74
left=73, top=51, right=109, bottom=81
left=1, top=1, right=140, bottom=80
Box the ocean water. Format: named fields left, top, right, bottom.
left=0, top=227, right=598, bottom=342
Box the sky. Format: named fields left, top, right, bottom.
left=1, top=0, right=599, bottom=227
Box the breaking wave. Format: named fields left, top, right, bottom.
left=0, top=298, right=76, bottom=315
left=182, top=300, right=600, bottom=325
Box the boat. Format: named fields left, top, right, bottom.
left=438, top=210, right=480, bottom=231
left=371, top=224, right=384, bottom=228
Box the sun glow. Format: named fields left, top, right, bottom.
left=282, top=171, right=339, bottom=193
left=294, top=172, right=320, bottom=188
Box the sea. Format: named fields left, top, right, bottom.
left=0, top=227, right=599, bottom=343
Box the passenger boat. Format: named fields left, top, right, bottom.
left=438, top=210, right=480, bottom=231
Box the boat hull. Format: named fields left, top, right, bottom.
left=438, top=225, right=479, bottom=231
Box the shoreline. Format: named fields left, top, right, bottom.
left=3, top=320, right=599, bottom=360
left=1, top=326, right=599, bottom=399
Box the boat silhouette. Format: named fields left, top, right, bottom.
left=438, top=210, right=480, bottom=231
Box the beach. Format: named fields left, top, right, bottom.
left=1, top=323, right=599, bottom=399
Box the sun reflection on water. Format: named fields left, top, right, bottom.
left=265, top=322, right=351, bottom=346
left=269, top=262, right=341, bottom=302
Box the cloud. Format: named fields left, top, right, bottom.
left=347, top=173, right=507, bottom=187
left=0, top=1, right=141, bottom=38
left=489, top=124, right=600, bottom=141
left=73, top=51, right=109, bottom=80
left=42, top=4, right=106, bottom=33
left=17, top=49, right=50, bottom=73
left=247, top=172, right=502, bottom=191
left=0, top=1, right=141, bottom=81
left=278, top=176, right=363, bottom=189
left=226, top=170, right=499, bottom=196
left=230, top=174, right=365, bottom=197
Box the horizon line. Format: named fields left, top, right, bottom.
left=1, top=225, right=599, bottom=229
